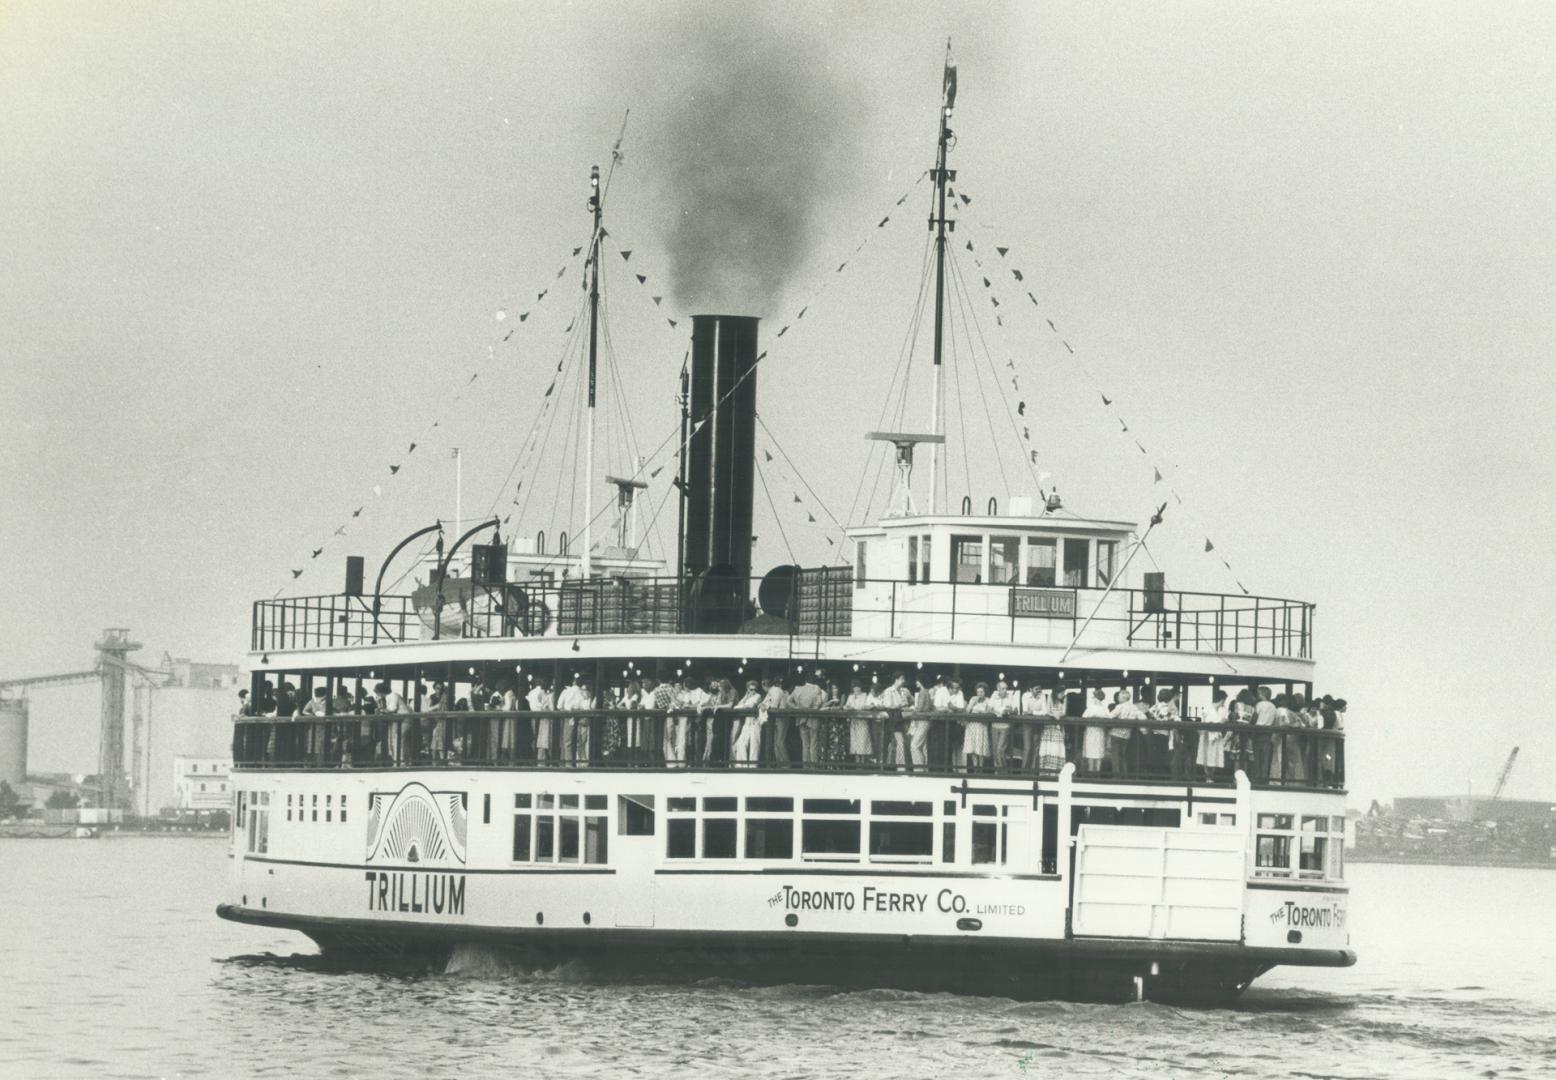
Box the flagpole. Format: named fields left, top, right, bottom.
left=582, top=163, right=602, bottom=579
left=928, top=42, right=955, bottom=516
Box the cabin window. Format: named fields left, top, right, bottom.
left=941, top=800, right=957, bottom=864
left=1025, top=538, right=1056, bottom=586
left=802, top=820, right=860, bottom=857
left=868, top=802, right=933, bottom=862
left=919, top=535, right=931, bottom=583
left=908, top=536, right=919, bottom=584
left=855, top=541, right=868, bottom=589
left=1062, top=538, right=1090, bottom=588
left=285, top=793, right=292, bottom=822
left=1096, top=540, right=1119, bottom=587
left=482, top=794, right=490, bottom=825
left=989, top=537, right=1020, bottom=585
left=667, top=819, right=696, bottom=859
left=618, top=795, right=655, bottom=836
left=745, top=818, right=794, bottom=859
left=951, top=535, right=983, bottom=584
left=702, top=819, right=737, bottom=859
left=971, top=804, right=1000, bottom=865
left=340, top=795, right=347, bottom=824
left=1198, top=812, right=1236, bottom=826
left=514, top=792, right=608, bottom=865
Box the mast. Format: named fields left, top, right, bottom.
left=927, top=44, right=956, bottom=515
left=581, top=163, right=602, bottom=578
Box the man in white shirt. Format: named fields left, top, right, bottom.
left=1019, top=684, right=1048, bottom=769
left=989, top=679, right=1018, bottom=772
left=527, top=679, right=556, bottom=762
left=761, top=677, right=790, bottom=764
left=787, top=674, right=826, bottom=764
left=374, top=680, right=406, bottom=764
left=670, top=676, right=708, bottom=765
left=876, top=672, right=911, bottom=769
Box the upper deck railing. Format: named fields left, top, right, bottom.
left=253, top=574, right=1313, bottom=661
left=230, top=710, right=1344, bottom=790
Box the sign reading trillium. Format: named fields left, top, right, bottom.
left=1008, top=587, right=1077, bottom=619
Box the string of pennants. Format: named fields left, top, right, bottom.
left=756, top=414, right=848, bottom=554
left=946, top=192, right=1252, bottom=596
left=275, top=243, right=590, bottom=594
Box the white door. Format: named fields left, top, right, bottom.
left=613, top=795, right=656, bottom=927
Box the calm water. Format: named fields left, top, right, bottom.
left=1, top=838, right=1553, bottom=1079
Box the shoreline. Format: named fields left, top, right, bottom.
left=1349, top=853, right=1554, bottom=871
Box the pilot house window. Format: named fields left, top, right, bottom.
left=1025, top=538, right=1056, bottom=586
left=951, top=535, right=983, bottom=584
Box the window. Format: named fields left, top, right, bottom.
left=1025, top=538, right=1056, bottom=586
left=869, top=801, right=933, bottom=861
left=941, top=800, right=957, bottom=864
left=951, top=535, right=983, bottom=584
left=1255, top=834, right=1292, bottom=877
left=1255, top=812, right=1344, bottom=880
left=285, top=793, right=292, bottom=822
left=971, top=804, right=1000, bottom=865
left=702, top=819, right=737, bottom=858
left=1062, top=538, right=1089, bottom=588
left=802, top=820, right=860, bottom=857
left=618, top=795, right=655, bottom=836
left=918, top=535, right=931, bottom=583
left=514, top=792, right=607, bottom=865
left=325, top=794, right=332, bottom=822
left=245, top=792, right=269, bottom=854
left=1096, top=540, right=1119, bottom=587
left=667, top=819, right=696, bottom=859
left=199, top=783, right=206, bottom=792
left=803, top=799, right=860, bottom=815
left=908, top=536, right=919, bottom=585
left=311, top=794, right=318, bottom=823
left=1198, top=812, right=1236, bottom=826
left=856, top=541, right=868, bottom=589
left=340, top=795, right=347, bottom=824
left=745, top=818, right=793, bottom=859
left=990, top=537, right=1020, bottom=585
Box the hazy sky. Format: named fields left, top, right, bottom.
left=3, top=2, right=1553, bottom=803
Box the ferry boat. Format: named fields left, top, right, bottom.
left=219, top=59, right=1354, bottom=1004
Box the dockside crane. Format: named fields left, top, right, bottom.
left=1489, top=746, right=1520, bottom=808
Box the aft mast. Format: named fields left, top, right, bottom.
left=581, top=163, right=603, bottom=578
left=927, top=43, right=957, bottom=514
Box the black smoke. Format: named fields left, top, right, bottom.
left=646, top=14, right=862, bottom=314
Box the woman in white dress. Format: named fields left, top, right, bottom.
left=846, top=681, right=873, bottom=763
left=731, top=680, right=764, bottom=765
left=962, top=682, right=993, bottom=770
left=1081, top=688, right=1111, bottom=775
left=1196, top=688, right=1228, bottom=780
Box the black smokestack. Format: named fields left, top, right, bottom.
left=649, top=15, right=860, bottom=312
left=683, top=314, right=759, bottom=589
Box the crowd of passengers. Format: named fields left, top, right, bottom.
left=240, top=670, right=1346, bottom=785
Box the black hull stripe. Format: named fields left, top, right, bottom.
left=215, top=903, right=1356, bottom=968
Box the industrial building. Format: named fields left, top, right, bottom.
left=0, top=630, right=237, bottom=817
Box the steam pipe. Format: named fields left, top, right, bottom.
left=433, top=516, right=501, bottom=641
left=371, top=522, right=444, bottom=644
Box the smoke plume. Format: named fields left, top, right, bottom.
left=645, top=14, right=862, bottom=314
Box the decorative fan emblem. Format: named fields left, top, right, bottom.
left=364, top=782, right=468, bottom=865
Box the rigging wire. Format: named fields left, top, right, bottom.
left=754, top=457, right=796, bottom=565
left=755, top=413, right=847, bottom=538
left=946, top=249, right=1012, bottom=501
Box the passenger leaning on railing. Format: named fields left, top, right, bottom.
left=963, top=682, right=994, bottom=771
left=527, top=680, right=555, bottom=762
left=908, top=676, right=933, bottom=770
left=1108, top=689, right=1144, bottom=776
left=845, top=681, right=872, bottom=764
left=1196, top=689, right=1229, bottom=781
left=1081, top=689, right=1110, bottom=775
left=788, top=674, right=826, bottom=765
left=988, top=679, right=1018, bottom=772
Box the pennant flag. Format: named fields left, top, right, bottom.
left=756, top=351, right=767, bottom=361
left=620, top=250, right=633, bottom=261
left=650, top=466, right=663, bottom=478
left=777, top=326, right=788, bottom=337
left=1027, top=291, right=1039, bottom=306
left=291, top=569, right=303, bottom=579
left=636, top=273, right=646, bottom=284
left=389, top=464, right=400, bottom=474
left=1063, top=341, right=1073, bottom=354
left=572, top=246, right=582, bottom=255
left=991, top=296, right=1000, bottom=307
left=544, top=381, right=556, bottom=397
left=520, top=312, right=529, bottom=322
left=793, top=494, right=802, bottom=504
left=878, top=216, right=890, bottom=228
left=1017, top=401, right=1026, bottom=416
left=1135, top=441, right=1147, bottom=455
left=556, top=266, right=565, bottom=279
left=1006, top=359, right=1015, bottom=369
left=433, top=421, right=440, bottom=428
left=1120, top=419, right=1128, bottom=432
left=502, top=330, right=514, bottom=342
left=764, top=449, right=773, bottom=462
left=966, top=241, right=974, bottom=251
left=334, top=525, right=346, bottom=536
left=996, top=315, right=1003, bottom=326
left=652, top=296, right=662, bottom=306
left=1011, top=377, right=1019, bottom=391
left=982, top=277, right=991, bottom=288
left=408, top=442, right=417, bottom=453
left=896, top=192, right=909, bottom=205
left=827, top=538, right=835, bottom=546
left=837, top=261, right=847, bottom=273
left=311, top=547, right=323, bottom=559
left=565, top=319, right=575, bottom=333
left=797, top=306, right=808, bottom=319
left=1101, top=393, right=1112, bottom=406
left=1046, top=319, right=1056, bottom=332
left=538, top=289, right=547, bottom=301
left=1204, top=539, right=1216, bottom=553
left=352, top=507, right=363, bottom=517
left=1012, top=269, right=1024, bottom=281
left=1030, top=450, right=1038, bottom=464
left=1236, top=580, right=1249, bottom=595
left=958, top=193, right=971, bottom=205
left=1022, top=426, right=1031, bottom=440
left=997, top=246, right=1009, bottom=257
left=807, top=513, right=816, bottom=523
left=1153, top=468, right=1163, bottom=483
left=668, top=319, right=677, bottom=328
left=1222, top=558, right=1232, bottom=570
left=1174, top=493, right=1183, bottom=505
